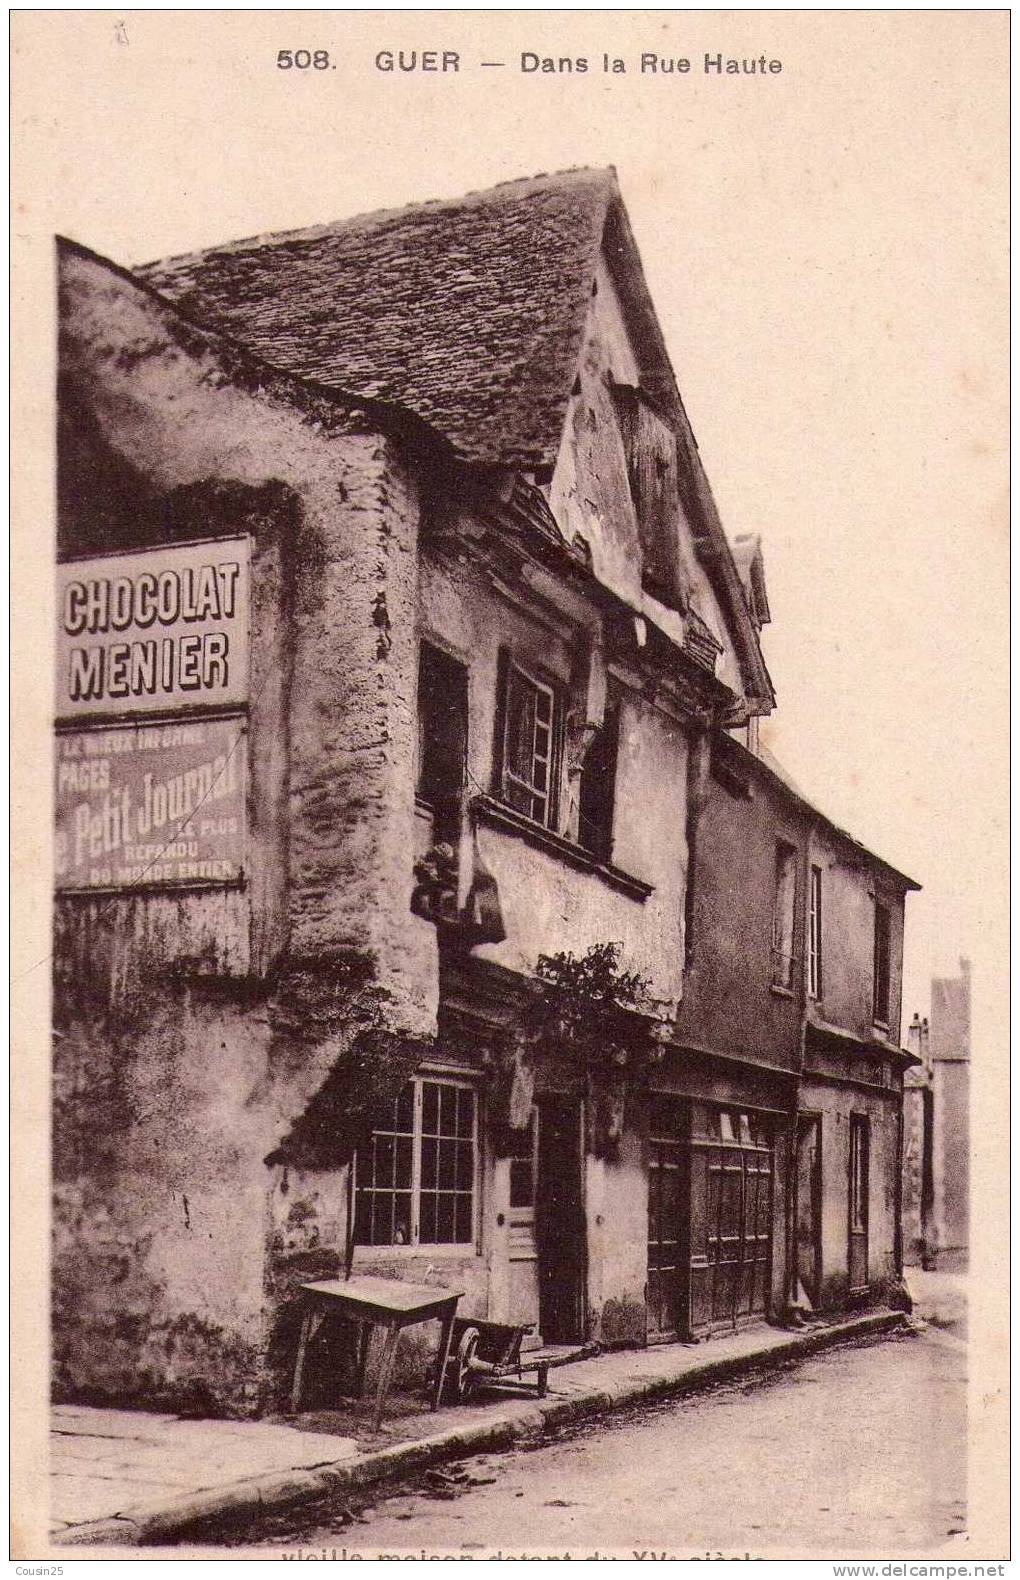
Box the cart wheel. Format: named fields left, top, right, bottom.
left=454, top=1326, right=481, bottom=1402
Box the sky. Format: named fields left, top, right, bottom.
left=14, top=9, right=1008, bottom=1033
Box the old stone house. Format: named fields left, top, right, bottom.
left=54, top=169, right=914, bottom=1417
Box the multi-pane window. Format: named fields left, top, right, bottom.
left=355, top=1077, right=476, bottom=1248
left=807, top=864, right=823, bottom=1001
left=500, top=661, right=561, bottom=828
left=872, top=901, right=891, bottom=1026
left=772, top=842, right=797, bottom=989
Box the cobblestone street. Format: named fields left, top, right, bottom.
left=255, top=1327, right=967, bottom=1560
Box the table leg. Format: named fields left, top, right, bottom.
left=291, top=1310, right=314, bottom=1414
left=432, top=1304, right=458, bottom=1411
left=354, top=1320, right=372, bottom=1399
left=372, top=1325, right=400, bottom=1434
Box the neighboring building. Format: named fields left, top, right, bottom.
left=902, top=1015, right=935, bottom=1266
left=902, top=961, right=970, bottom=1270
left=677, top=732, right=920, bottom=1329
left=53, top=168, right=917, bottom=1418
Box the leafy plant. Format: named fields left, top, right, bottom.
left=529, top=941, right=651, bottom=1068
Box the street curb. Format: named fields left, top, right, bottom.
left=55, top=1310, right=906, bottom=1547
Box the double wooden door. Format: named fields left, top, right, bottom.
left=649, top=1100, right=775, bottom=1340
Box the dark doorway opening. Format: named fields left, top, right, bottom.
left=795, top=1113, right=822, bottom=1310
left=534, top=1094, right=586, bottom=1343
left=417, top=641, right=468, bottom=844
left=848, top=1113, right=870, bottom=1294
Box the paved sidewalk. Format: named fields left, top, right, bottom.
left=51, top=1309, right=905, bottom=1548
left=51, top=1407, right=358, bottom=1533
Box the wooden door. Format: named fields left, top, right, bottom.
left=848, top=1114, right=869, bottom=1293
left=506, top=1110, right=540, bottom=1327
left=535, top=1095, right=586, bottom=1343
left=647, top=1098, right=687, bottom=1341
left=690, top=1106, right=774, bottom=1333
left=795, top=1114, right=822, bottom=1309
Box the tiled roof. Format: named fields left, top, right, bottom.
left=137, top=167, right=776, bottom=712
left=138, top=169, right=618, bottom=468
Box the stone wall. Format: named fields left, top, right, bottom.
left=54, top=244, right=438, bottom=1412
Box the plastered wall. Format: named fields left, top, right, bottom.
left=54, top=247, right=438, bottom=1411
left=801, top=1079, right=901, bottom=1308
left=419, top=548, right=689, bottom=1010
left=808, top=828, right=906, bottom=1047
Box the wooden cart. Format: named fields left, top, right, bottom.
left=441, top=1317, right=600, bottom=1403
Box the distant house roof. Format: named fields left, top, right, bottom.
left=138, top=167, right=775, bottom=712
left=138, top=168, right=615, bottom=471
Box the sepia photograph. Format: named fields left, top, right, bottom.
left=10, top=8, right=1008, bottom=1564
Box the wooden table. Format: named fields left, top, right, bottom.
left=290, top=1276, right=464, bottom=1432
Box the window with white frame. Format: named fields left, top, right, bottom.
left=772, top=842, right=797, bottom=989
left=807, top=864, right=823, bottom=1000
left=873, top=900, right=891, bottom=1027
left=355, top=1077, right=477, bottom=1248
left=499, top=659, right=562, bottom=829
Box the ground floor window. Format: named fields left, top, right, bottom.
left=355, top=1076, right=477, bottom=1248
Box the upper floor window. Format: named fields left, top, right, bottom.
left=497, top=655, right=562, bottom=830
left=355, top=1076, right=477, bottom=1249
left=873, top=900, right=891, bottom=1027
left=416, top=641, right=468, bottom=843
left=808, top=864, right=823, bottom=1000
left=772, top=842, right=797, bottom=990
left=577, top=702, right=620, bottom=862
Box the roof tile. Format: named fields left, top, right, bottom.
left=139, top=169, right=617, bottom=467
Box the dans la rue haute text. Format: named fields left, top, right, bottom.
left=374, top=50, right=784, bottom=76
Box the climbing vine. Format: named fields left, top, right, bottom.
left=529, top=941, right=651, bottom=1066
left=514, top=941, right=656, bottom=1162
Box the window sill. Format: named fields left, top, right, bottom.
left=770, top=983, right=796, bottom=1000
left=470, top=794, right=654, bottom=903
left=353, top=1243, right=482, bottom=1262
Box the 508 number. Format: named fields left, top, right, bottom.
left=277, top=49, right=331, bottom=69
